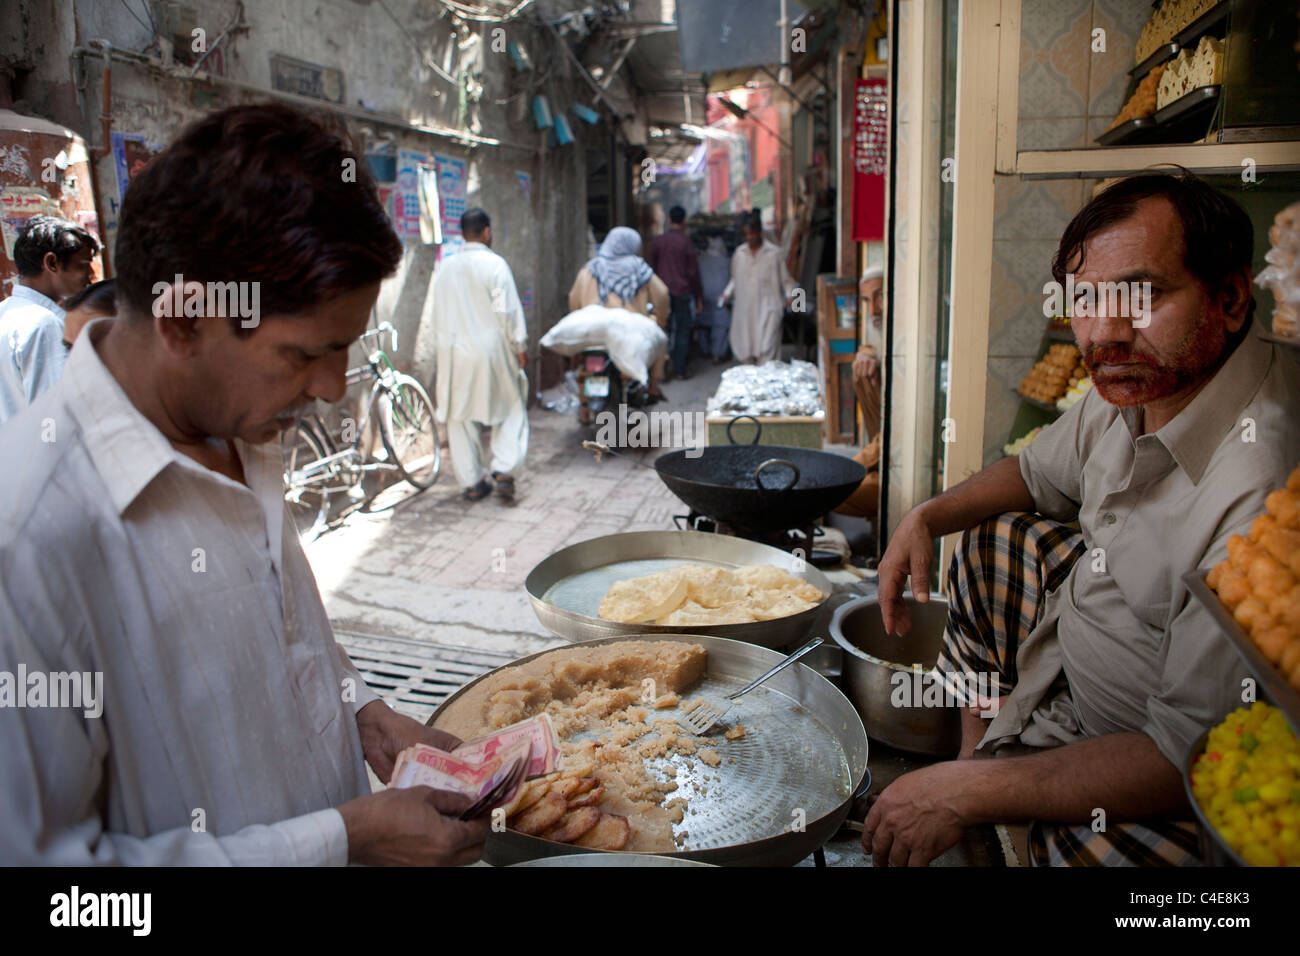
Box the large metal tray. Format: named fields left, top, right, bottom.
left=430, top=634, right=870, bottom=867
left=1183, top=570, right=1300, bottom=732
left=524, top=530, right=833, bottom=650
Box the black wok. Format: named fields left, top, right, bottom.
left=655, top=415, right=867, bottom=533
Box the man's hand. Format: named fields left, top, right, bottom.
left=339, top=786, right=489, bottom=866
left=862, top=761, right=978, bottom=867
left=357, top=700, right=462, bottom=785
left=876, top=506, right=935, bottom=637
left=517, top=351, right=527, bottom=369
left=853, top=345, right=880, bottom=386
left=694, top=296, right=704, bottom=313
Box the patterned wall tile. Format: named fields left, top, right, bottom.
left=1019, top=116, right=1088, bottom=150
left=1020, top=57, right=1088, bottom=119
left=994, top=179, right=1084, bottom=240
left=1021, top=0, right=1093, bottom=52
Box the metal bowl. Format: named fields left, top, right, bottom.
left=524, top=530, right=832, bottom=650
left=1183, top=728, right=1246, bottom=867
left=830, top=593, right=961, bottom=757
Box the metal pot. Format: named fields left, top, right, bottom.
left=830, top=593, right=961, bottom=757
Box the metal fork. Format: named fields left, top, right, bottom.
left=677, top=637, right=825, bottom=736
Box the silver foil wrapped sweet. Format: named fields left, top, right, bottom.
left=707, top=359, right=825, bottom=418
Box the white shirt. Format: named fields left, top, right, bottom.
left=429, top=241, right=527, bottom=425
left=722, top=240, right=796, bottom=362
left=0, top=320, right=378, bottom=865
left=0, top=283, right=67, bottom=424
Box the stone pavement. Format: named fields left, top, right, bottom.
left=304, top=361, right=729, bottom=661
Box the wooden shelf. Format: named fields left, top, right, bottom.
left=1015, top=140, right=1300, bottom=180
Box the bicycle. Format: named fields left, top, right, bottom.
left=282, top=322, right=440, bottom=539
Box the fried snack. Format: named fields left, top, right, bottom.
left=567, top=785, right=605, bottom=809
left=659, top=600, right=756, bottom=626
left=574, top=813, right=631, bottom=851
left=724, top=725, right=747, bottom=740
left=542, top=806, right=603, bottom=844
left=598, top=563, right=822, bottom=626
left=512, top=790, right=568, bottom=835
left=1208, top=465, right=1300, bottom=689
left=598, top=571, right=689, bottom=623
left=1019, top=344, right=1081, bottom=404
left=1106, top=62, right=1166, bottom=131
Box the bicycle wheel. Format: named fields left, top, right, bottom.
left=282, top=419, right=332, bottom=540
left=379, top=373, right=440, bottom=490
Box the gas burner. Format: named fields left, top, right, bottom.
left=673, top=512, right=842, bottom=567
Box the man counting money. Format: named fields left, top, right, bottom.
left=0, top=105, right=487, bottom=865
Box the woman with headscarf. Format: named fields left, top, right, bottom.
left=569, top=226, right=671, bottom=396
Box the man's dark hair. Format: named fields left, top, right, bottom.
left=461, top=207, right=490, bottom=239
left=62, top=278, right=116, bottom=314
left=13, top=215, right=99, bottom=276
left=114, top=103, right=402, bottom=333
left=742, top=211, right=762, bottom=233
left=1052, top=171, right=1256, bottom=332
left=669, top=205, right=686, bottom=224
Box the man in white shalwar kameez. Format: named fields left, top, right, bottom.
left=431, top=208, right=529, bottom=501
left=721, top=213, right=799, bottom=364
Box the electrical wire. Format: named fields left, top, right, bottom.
left=375, top=0, right=459, bottom=86
left=431, top=0, right=535, bottom=24
left=118, top=0, right=154, bottom=36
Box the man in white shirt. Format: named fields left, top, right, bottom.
left=0, top=215, right=98, bottom=422
left=720, top=212, right=798, bottom=364
left=430, top=207, right=529, bottom=502
left=0, top=104, right=488, bottom=865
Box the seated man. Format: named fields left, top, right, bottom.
left=0, top=104, right=488, bottom=865
left=835, top=266, right=885, bottom=522
left=867, top=172, right=1300, bottom=866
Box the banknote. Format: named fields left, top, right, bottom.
left=451, top=714, right=560, bottom=778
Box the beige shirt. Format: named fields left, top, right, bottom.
left=984, top=328, right=1300, bottom=767
left=0, top=320, right=377, bottom=864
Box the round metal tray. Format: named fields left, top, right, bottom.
left=431, top=634, right=869, bottom=866
left=524, top=530, right=832, bottom=650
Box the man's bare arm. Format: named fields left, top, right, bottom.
left=863, top=730, right=1187, bottom=866
left=878, top=456, right=1035, bottom=634
left=960, top=732, right=1188, bottom=824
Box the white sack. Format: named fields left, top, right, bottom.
left=540, top=304, right=667, bottom=383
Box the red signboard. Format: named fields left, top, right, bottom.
left=852, top=78, right=888, bottom=242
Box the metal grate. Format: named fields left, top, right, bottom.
left=334, top=627, right=516, bottom=724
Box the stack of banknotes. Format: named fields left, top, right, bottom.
left=390, top=714, right=560, bottom=819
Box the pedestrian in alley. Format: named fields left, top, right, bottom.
left=431, top=207, right=529, bottom=502
left=0, top=215, right=98, bottom=423
left=569, top=224, right=670, bottom=398
left=720, top=211, right=799, bottom=364
left=695, top=235, right=732, bottom=362
left=647, top=205, right=703, bottom=380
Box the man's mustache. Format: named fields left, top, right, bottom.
left=1082, top=344, right=1159, bottom=370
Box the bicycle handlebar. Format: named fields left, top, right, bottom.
left=359, top=322, right=398, bottom=354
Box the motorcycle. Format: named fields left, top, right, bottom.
left=574, top=302, right=654, bottom=427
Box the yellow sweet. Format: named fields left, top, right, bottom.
left=1190, top=703, right=1300, bottom=866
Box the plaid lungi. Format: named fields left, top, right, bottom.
left=938, top=512, right=1202, bottom=867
